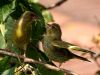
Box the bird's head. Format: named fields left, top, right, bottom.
left=45, top=23, right=62, bottom=40
left=20, top=11, right=39, bottom=23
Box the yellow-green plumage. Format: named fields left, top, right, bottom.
left=13, top=11, right=38, bottom=52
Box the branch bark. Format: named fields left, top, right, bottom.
left=0, top=49, right=79, bottom=75
left=47, top=0, right=68, bottom=9
left=40, top=0, right=68, bottom=10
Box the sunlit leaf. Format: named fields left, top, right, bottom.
left=0, top=30, right=6, bottom=48
left=0, top=0, right=16, bottom=23
left=42, top=10, right=54, bottom=23
left=1, top=67, right=15, bottom=75
left=28, top=0, right=39, bottom=3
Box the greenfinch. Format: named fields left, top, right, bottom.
left=42, top=23, right=94, bottom=64
left=13, top=11, right=38, bottom=54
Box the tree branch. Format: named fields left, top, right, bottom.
left=40, top=0, right=68, bottom=10
left=0, top=49, right=79, bottom=75
left=47, top=0, right=68, bottom=9
left=90, top=53, right=100, bottom=69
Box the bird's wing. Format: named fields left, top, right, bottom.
left=52, top=41, right=91, bottom=62
left=52, top=40, right=72, bottom=48
left=52, top=40, right=95, bottom=55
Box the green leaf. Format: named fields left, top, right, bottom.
left=37, top=65, right=64, bottom=75
left=0, top=30, right=6, bottom=48
left=4, top=15, right=21, bottom=54
left=26, top=44, right=39, bottom=60
left=31, top=20, right=45, bottom=43
left=1, top=67, right=15, bottom=75
left=4, top=16, right=16, bottom=49
left=42, top=10, right=54, bottom=23
left=20, top=0, right=43, bottom=17
left=0, top=0, right=16, bottom=23
left=28, top=0, right=39, bottom=3
left=0, top=23, right=6, bottom=37
left=0, top=56, right=11, bottom=74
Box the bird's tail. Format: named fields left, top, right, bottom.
left=74, top=54, right=90, bottom=62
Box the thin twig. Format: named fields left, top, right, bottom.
left=94, top=16, right=100, bottom=29
left=40, top=0, right=68, bottom=10
left=90, top=53, right=100, bottom=69
left=0, top=49, right=78, bottom=75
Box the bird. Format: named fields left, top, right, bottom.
left=42, top=23, right=95, bottom=65
left=12, top=11, right=38, bottom=55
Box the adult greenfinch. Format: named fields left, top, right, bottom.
left=13, top=11, right=38, bottom=54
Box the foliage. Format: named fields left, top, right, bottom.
left=0, top=0, right=64, bottom=75
left=0, top=0, right=99, bottom=75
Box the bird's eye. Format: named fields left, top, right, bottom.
left=30, top=14, right=34, bottom=17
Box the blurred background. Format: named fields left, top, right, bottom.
left=39, top=0, right=100, bottom=75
